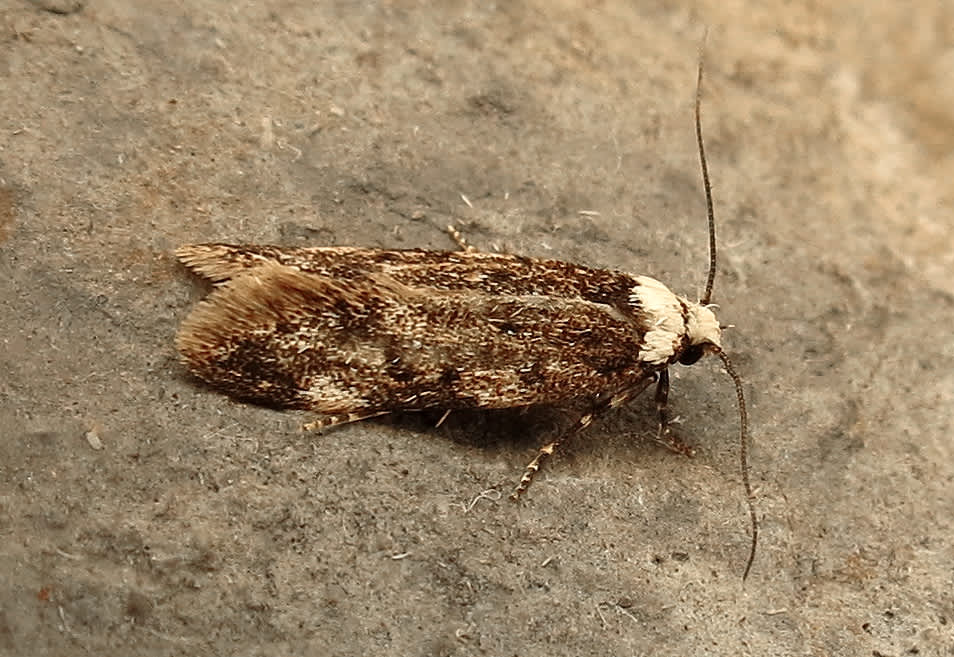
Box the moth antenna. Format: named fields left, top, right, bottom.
left=717, top=350, right=758, bottom=581
left=696, top=33, right=718, bottom=307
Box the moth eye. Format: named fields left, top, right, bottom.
left=678, top=344, right=705, bottom=365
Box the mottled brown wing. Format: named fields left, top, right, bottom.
left=175, top=243, right=640, bottom=308
left=176, top=261, right=656, bottom=414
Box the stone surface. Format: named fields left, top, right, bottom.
left=1, top=2, right=952, bottom=655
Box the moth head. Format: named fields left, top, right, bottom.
left=630, top=276, right=723, bottom=366
left=680, top=302, right=722, bottom=365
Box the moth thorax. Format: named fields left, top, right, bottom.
left=685, top=301, right=722, bottom=349
left=629, top=276, right=722, bottom=366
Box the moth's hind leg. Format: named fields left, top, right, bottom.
left=510, top=378, right=655, bottom=500
left=445, top=224, right=479, bottom=253
left=653, top=369, right=695, bottom=457
left=302, top=411, right=388, bottom=433
left=509, top=417, right=592, bottom=501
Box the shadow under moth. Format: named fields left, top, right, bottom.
left=175, top=59, right=758, bottom=579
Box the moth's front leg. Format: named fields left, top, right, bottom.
left=655, top=368, right=671, bottom=438
left=653, top=369, right=695, bottom=457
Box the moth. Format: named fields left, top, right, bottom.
left=175, top=59, right=758, bottom=578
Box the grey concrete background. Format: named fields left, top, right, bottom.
left=2, top=1, right=952, bottom=655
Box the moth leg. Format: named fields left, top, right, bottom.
left=302, top=411, right=387, bottom=433
left=510, top=410, right=596, bottom=500
left=511, top=378, right=655, bottom=500
left=655, top=368, right=670, bottom=437
left=434, top=409, right=453, bottom=428
left=653, top=369, right=695, bottom=457
left=445, top=224, right=478, bottom=253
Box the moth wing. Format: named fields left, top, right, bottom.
left=176, top=243, right=286, bottom=284
left=176, top=243, right=385, bottom=284
left=177, top=244, right=643, bottom=314
left=176, top=261, right=373, bottom=409
left=177, top=261, right=656, bottom=414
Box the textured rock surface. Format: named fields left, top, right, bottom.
left=1, top=2, right=951, bottom=654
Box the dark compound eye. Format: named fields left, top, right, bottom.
left=678, top=344, right=705, bottom=365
